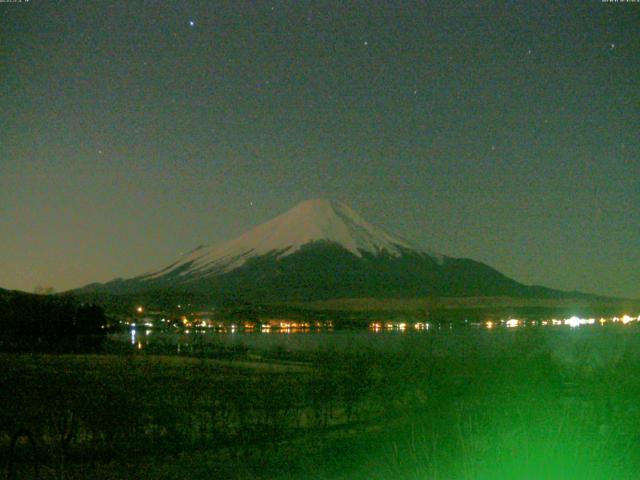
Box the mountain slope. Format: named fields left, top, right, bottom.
left=78, top=199, right=575, bottom=302
left=139, top=199, right=441, bottom=283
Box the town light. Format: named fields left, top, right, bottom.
left=565, top=316, right=581, bottom=328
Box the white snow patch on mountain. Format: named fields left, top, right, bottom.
left=141, top=199, right=441, bottom=280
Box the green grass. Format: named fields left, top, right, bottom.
left=2, top=328, right=640, bottom=479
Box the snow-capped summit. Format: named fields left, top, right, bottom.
left=143, top=199, right=441, bottom=281
left=79, top=198, right=569, bottom=302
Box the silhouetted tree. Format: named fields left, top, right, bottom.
left=0, top=292, right=107, bottom=351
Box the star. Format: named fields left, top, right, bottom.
left=189, top=20, right=195, bottom=27
left=610, top=43, right=615, bottom=49
left=363, top=41, right=368, bottom=46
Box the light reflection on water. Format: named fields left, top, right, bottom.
left=112, top=314, right=640, bottom=366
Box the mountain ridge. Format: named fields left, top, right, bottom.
left=137, top=198, right=441, bottom=283
left=76, top=199, right=602, bottom=303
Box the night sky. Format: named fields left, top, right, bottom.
left=1, top=1, right=638, bottom=298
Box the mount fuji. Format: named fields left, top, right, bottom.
left=79, top=199, right=566, bottom=302
left=145, top=199, right=441, bottom=278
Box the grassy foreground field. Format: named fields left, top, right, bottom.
left=2, top=327, right=640, bottom=479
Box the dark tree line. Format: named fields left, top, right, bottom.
left=0, top=291, right=106, bottom=342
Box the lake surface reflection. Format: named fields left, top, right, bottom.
left=115, top=320, right=640, bottom=367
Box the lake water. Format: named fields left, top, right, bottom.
left=115, top=321, right=640, bottom=367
